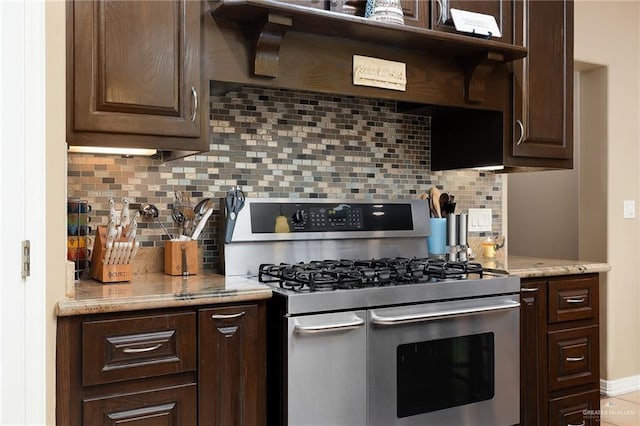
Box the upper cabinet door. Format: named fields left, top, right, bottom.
left=401, top=0, right=430, bottom=28
left=71, top=0, right=201, bottom=138
left=511, top=0, right=573, bottom=160
left=430, top=0, right=513, bottom=44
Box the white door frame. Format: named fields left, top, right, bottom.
left=1, top=0, right=47, bottom=424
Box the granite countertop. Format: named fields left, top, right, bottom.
left=58, top=256, right=610, bottom=316
left=480, top=255, right=611, bottom=278
left=57, top=271, right=272, bottom=317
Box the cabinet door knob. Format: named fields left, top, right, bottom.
left=515, top=120, right=525, bottom=146
left=190, top=87, right=198, bottom=122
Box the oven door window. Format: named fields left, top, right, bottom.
left=396, top=332, right=495, bottom=418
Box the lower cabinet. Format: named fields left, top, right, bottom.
left=549, top=390, right=601, bottom=426
left=520, top=273, right=600, bottom=426
left=198, top=304, right=266, bottom=426
left=57, top=302, right=266, bottom=426
left=83, top=383, right=197, bottom=425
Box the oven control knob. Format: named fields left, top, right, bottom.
left=292, top=210, right=308, bottom=225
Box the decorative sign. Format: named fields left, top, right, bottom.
left=353, top=55, right=407, bottom=92
left=450, top=8, right=502, bottom=38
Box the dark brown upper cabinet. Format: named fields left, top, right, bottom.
left=429, top=0, right=573, bottom=171
left=401, top=0, right=429, bottom=28
left=67, top=0, right=209, bottom=158
left=510, top=0, right=573, bottom=167
left=430, top=0, right=513, bottom=44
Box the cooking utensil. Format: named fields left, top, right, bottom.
left=172, top=191, right=186, bottom=224
left=125, top=218, right=138, bottom=242
left=180, top=206, right=196, bottom=236
left=191, top=202, right=214, bottom=240
left=439, top=193, right=449, bottom=215
left=224, top=187, right=246, bottom=243
left=120, top=197, right=130, bottom=228
left=429, top=187, right=442, bottom=218
left=140, top=203, right=173, bottom=240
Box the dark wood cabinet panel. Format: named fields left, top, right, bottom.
left=520, top=274, right=600, bottom=426
left=82, top=312, right=197, bottom=386
left=511, top=0, right=573, bottom=162
left=548, top=275, right=598, bottom=323
left=198, top=304, right=267, bottom=426
left=548, top=390, right=600, bottom=426
left=430, top=0, right=513, bottom=44
left=67, top=0, right=209, bottom=155
left=548, top=325, right=599, bottom=392
left=401, top=0, right=429, bottom=28
left=83, top=383, right=197, bottom=425
left=520, top=281, right=547, bottom=426
left=57, top=302, right=267, bottom=426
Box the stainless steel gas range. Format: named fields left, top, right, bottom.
left=221, top=198, right=521, bottom=426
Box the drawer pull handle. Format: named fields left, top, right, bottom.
left=190, top=87, right=198, bottom=122
left=566, top=355, right=585, bottom=362
left=211, top=311, right=246, bottom=320
left=566, top=297, right=586, bottom=304
left=521, top=287, right=539, bottom=292
left=122, top=343, right=162, bottom=354
left=568, top=422, right=585, bottom=426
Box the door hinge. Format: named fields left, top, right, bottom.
left=22, top=240, right=30, bottom=279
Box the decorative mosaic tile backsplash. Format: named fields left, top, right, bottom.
left=68, top=86, right=503, bottom=271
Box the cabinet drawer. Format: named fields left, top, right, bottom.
left=548, top=276, right=599, bottom=323
left=83, top=383, right=197, bottom=425
left=548, top=325, right=599, bottom=391
left=82, top=312, right=196, bottom=386
left=548, top=389, right=600, bottom=426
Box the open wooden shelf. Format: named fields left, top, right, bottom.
left=209, top=0, right=527, bottom=66
left=208, top=0, right=527, bottom=102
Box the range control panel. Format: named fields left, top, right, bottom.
left=306, top=205, right=363, bottom=230
left=249, top=201, right=413, bottom=233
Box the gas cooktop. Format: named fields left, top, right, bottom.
left=257, top=257, right=518, bottom=315
left=222, top=198, right=520, bottom=315
left=258, top=257, right=484, bottom=292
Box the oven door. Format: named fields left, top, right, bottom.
left=286, top=310, right=367, bottom=426
left=367, top=294, right=520, bottom=426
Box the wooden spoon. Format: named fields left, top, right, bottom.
left=429, top=187, right=442, bottom=218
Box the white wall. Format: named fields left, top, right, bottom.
left=574, top=0, right=640, bottom=385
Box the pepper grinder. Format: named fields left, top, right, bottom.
left=458, top=213, right=469, bottom=261
left=446, top=213, right=458, bottom=261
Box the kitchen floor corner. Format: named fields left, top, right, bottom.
left=600, top=391, right=640, bottom=425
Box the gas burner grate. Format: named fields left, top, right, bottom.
left=258, top=258, right=484, bottom=292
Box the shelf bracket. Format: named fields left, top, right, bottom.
left=464, top=51, right=504, bottom=104
left=253, top=13, right=293, bottom=78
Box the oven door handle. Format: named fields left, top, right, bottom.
left=370, top=300, right=521, bottom=325
left=294, top=317, right=365, bottom=334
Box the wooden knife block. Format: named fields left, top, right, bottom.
left=164, top=240, right=198, bottom=276
left=90, top=226, right=133, bottom=283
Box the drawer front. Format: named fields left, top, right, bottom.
left=548, top=275, right=599, bottom=323
left=82, top=312, right=196, bottom=386
left=83, top=383, right=197, bottom=425
left=548, top=389, right=600, bottom=426
left=548, top=325, right=599, bottom=391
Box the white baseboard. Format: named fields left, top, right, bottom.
left=600, top=375, right=640, bottom=396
